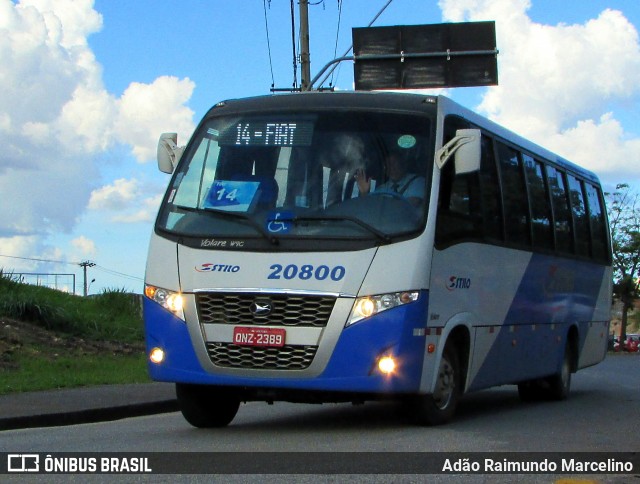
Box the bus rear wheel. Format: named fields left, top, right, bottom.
left=517, top=343, right=572, bottom=402
left=517, top=380, right=544, bottom=402
left=546, top=343, right=572, bottom=400
left=176, top=383, right=240, bottom=428
left=406, top=344, right=461, bottom=426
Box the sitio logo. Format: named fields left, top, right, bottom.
left=446, top=276, right=471, bottom=291
left=195, top=263, right=240, bottom=273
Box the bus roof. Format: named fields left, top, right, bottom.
left=205, top=90, right=438, bottom=116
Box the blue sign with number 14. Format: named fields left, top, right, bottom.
left=204, top=180, right=260, bottom=211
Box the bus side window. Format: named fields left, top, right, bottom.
left=523, top=154, right=554, bottom=250
left=496, top=142, right=530, bottom=247
left=478, top=135, right=502, bottom=242
left=436, top=116, right=481, bottom=245
left=584, top=183, right=609, bottom=262
left=436, top=117, right=504, bottom=247
left=547, top=166, right=574, bottom=254
left=436, top=162, right=482, bottom=245
left=435, top=135, right=504, bottom=246
left=567, top=175, right=590, bottom=257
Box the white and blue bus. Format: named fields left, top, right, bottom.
left=144, top=92, right=612, bottom=427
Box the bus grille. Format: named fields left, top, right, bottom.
left=196, top=292, right=335, bottom=327
left=206, top=343, right=317, bottom=370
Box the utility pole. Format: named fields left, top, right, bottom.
left=79, top=261, right=95, bottom=296
left=299, top=0, right=311, bottom=91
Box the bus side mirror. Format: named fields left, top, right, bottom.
left=157, top=133, right=185, bottom=174
left=435, top=129, right=481, bottom=174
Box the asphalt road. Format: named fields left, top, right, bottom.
left=2, top=354, right=638, bottom=483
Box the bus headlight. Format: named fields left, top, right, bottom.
left=347, top=291, right=419, bottom=326
left=145, top=284, right=185, bottom=320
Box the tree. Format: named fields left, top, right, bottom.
left=606, top=184, right=640, bottom=345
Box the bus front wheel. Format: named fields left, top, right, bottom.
left=406, top=344, right=461, bottom=426
left=176, top=383, right=240, bottom=428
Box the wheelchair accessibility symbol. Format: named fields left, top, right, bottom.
left=266, top=211, right=293, bottom=234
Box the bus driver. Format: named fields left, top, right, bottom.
left=354, top=151, right=425, bottom=207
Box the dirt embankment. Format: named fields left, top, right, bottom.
left=0, top=317, right=144, bottom=370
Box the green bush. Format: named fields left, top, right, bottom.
left=0, top=271, right=143, bottom=343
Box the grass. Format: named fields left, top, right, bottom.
left=0, top=270, right=150, bottom=394
left=0, top=271, right=144, bottom=342
left=0, top=351, right=149, bottom=394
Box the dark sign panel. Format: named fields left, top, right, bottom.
left=353, top=22, right=498, bottom=90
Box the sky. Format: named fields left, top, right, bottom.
left=1, top=0, right=639, bottom=295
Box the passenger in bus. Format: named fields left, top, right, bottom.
left=354, top=151, right=425, bottom=207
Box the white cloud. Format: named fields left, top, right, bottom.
left=115, top=76, right=196, bottom=162
left=111, top=195, right=163, bottom=223
left=0, top=0, right=195, bottom=264
left=0, top=236, right=40, bottom=271
left=88, top=178, right=139, bottom=211
left=19, top=0, right=103, bottom=49
left=0, top=236, right=68, bottom=273
left=57, top=86, right=116, bottom=154
left=71, top=235, right=96, bottom=257
left=548, top=114, right=640, bottom=181
left=439, top=0, right=640, bottom=184
left=88, top=178, right=163, bottom=224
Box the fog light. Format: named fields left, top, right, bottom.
left=149, top=347, right=165, bottom=364
left=378, top=356, right=396, bottom=375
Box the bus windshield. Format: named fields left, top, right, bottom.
left=157, top=110, right=433, bottom=245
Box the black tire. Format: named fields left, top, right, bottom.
left=517, top=380, right=543, bottom=402
left=546, top=343, right=572, bottom=401
left=176, top=383, right=240, bottom=428
left=407, top=344, right=461, bottom=426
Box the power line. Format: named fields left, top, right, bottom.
left=94, top=264, right=143, bottom=282
left=0, top=253, right=142, bottom=283
left=0, top=254, right=80, bottom=265
left=290, top=0, right=298, bottom=89
left=79, top=260, right=96, bottom=296
left=317, top=0, right=394, bottom=89
left=262, top=0, right=275, bottom=88
left=329, top=0, right=343, bottom=87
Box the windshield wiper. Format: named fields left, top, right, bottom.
left=176, top=205, right=279, bottom=245
left=287, top=215, right=392, bottom=243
